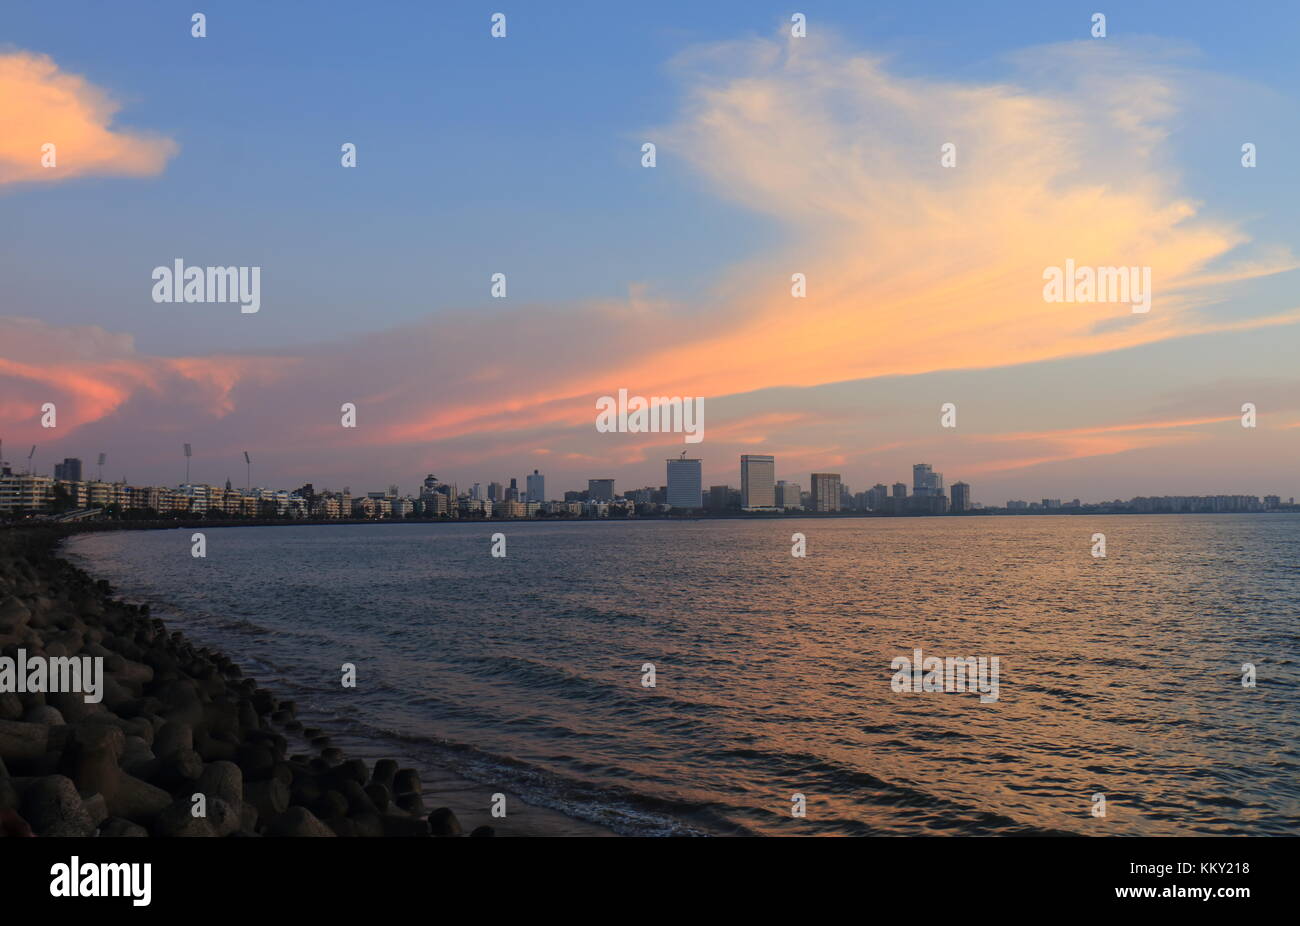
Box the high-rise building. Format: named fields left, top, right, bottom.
left=892, top=482, right=907, bottom=498
left=912, top=463, right=944, bottom=497
left=53, top=458, right=83, bottom=482
left=488, top=481, right=504, bottom=501
left=706, top=485, right=732, bottom=510
left=810, top=473, right=842, bottom=512
left=666, top=457, right=702, bottom=510
left=526, top=469, right=545, bottom=503
left=588, top=478, right=615, bottom=501
left=775, top=480, right=801, bottom=509
left=740, top=454, right=776, bottom=508
left=950, top=481, right=971, bottom=513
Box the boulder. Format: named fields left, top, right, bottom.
left=266, top=806, right=335, bottom=837
left=20, top=775, right=95, bottom=837
left=0, top=719, right=47, bottom=761
left=99, top=817, right=149, bottom=837
left=428, top=807, right=463, bottom=837
left=244, top=778, right=289, bottom=821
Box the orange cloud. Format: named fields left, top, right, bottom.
left=0, top=318, right=285, bottom=440
left=0, top=51, right=177, bottom=187
left=382, top=36, right=1300, bottom=449
left=615, top=36, right=1299, bottom=401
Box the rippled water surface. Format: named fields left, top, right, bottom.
left=66, top=516, right=1300, bottom=836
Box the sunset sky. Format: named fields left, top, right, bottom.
left=3, top=1, right=1299, bottom=503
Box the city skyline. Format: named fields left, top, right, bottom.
left=3, top=4, right=1300, bottom=503
left=3, top=448, right=1295, bottom=517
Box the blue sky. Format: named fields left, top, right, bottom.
left=7, top=1, right=1298, bottom=350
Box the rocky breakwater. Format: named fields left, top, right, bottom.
left=0, top=527, right=492, bottom=838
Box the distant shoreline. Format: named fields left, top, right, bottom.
left=4, top=506, right=1299, bottom=538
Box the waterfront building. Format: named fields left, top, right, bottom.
left=775, top=480, right=802, bottom=509
left=666, top=457, right=702, bottom=510
left=0, top=470, right=54, bottom=513
left=526, top=469, right=545, bottom=503
left=496, top=499, right=526, bottom=519
left=810, top=473, right=842, bottom=512
left=740, top=454, right=776, bottom=508
left=55, top=480, right=88, bottom=508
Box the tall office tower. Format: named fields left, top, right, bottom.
left=707, top=485, right=731, bottom=510
left=488, top=481, right=504, bottom=501
left=915, top=463, right=946, bottom=499
left=951, top=481, right=971, bottom=513
left=892, top=482, right=907, bottom=498
left=54, top=458, right=83, bottom=482
left=912, top=463, right=944, bottom=497
left=472, top=483, right=484, bottom=500
left=868, top=483, right=890, bottom=509
left=840, top=483, right=853, bottom=509
left=775, top=480, right=801, bottom=509
left=810, top=473, right=842, bottom=512
left=526, top=469, right=545, bottom=503
left=507, top=478, right=519, bottom=501
left=666, top=457, right=702, bottom=509
left=588, top=478, right=615, bottom=501
left=740, top=454, right=776, bottom=508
